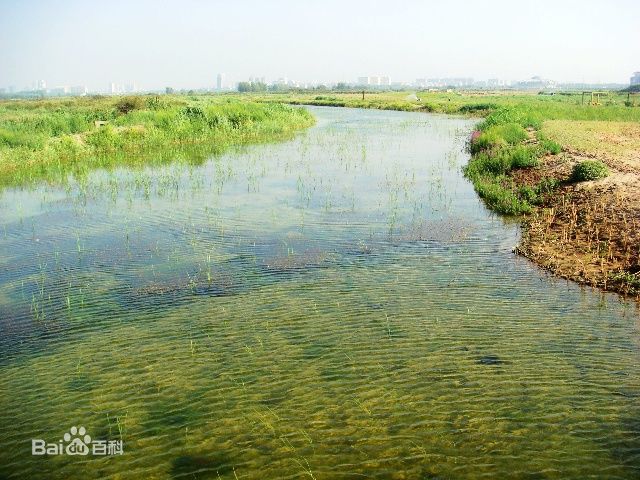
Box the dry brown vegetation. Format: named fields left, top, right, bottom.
left=515, top=134, right=640, bottom=297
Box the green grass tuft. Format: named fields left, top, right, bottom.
left=570, top=160, right=609, bottom=182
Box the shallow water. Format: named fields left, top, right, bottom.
left=0, top=107, right=639, bottom=479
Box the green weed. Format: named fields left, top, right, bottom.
left=0, top=96, right=314, bottom=187
left=570, top=160, right=609, bottom=182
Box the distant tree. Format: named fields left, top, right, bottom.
left=335, top=82, right=349, bottom=91
left=268, top=84, right=289, bottom=92
left=165, top=87, right=174, bottom=94
left=252, top=82, right=267, bottom=92
left=239, top=81, right=268, bottom=92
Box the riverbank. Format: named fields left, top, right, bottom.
left=514, top=124, right=640, bottom=296
left=464, top=100, right=640, bottom=298
left=254, top=91, right=640, bottom=297
left=0, top=95, right=314, bottom=188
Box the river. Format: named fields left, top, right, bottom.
left=0, top=106, right=638, bottom=479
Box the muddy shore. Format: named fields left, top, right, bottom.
left=513, top=148, right=640, bottom=298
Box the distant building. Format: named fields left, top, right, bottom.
left=631, top=72, right=640, bottom=86
left=216, top=73, right=225, bottom=90
left=70, top=85, right=88, bottom=96
left=516, top=76, right=557, bottom=90
left=357, top=75, right=389, bottom=87
left=37, top=80, right=46, bottom=90
left=423, top=78, right=474, bottom=88
left=109, top=82, right=117, bottom=94
left=49, top=86, right=69, bottom=96
left=124, top=82, right=137, bottom=93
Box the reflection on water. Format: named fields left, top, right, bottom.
left=0, top=107, right=639, bottom=479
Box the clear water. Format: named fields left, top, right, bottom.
left=0, top=107, right=639, bottom=479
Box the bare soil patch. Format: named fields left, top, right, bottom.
left=513, top=125, right=640, bottom=297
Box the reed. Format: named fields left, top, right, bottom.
left=0, top=95, right=314, bottom=188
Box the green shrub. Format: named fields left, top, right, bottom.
left=146, top=96, right=164, bottom=110
left=539, top=139, right=562, bottom=154
left=115, top=96, right=145, bottom=114
left=465, top=150, right=511, bottom=176
left=52, top=136, right=88, bottom=159
left=0, top=128, right=45, bottom=148
left=473, top=177, right=532, bottom=215
left=480, top=105, right=542, bottom=130
left=84, top=125, right=123, bottom=150
left=518, top=185, right=538, bottom=204
left=182, top=106, right=206, bottom=120
left=535, top=177, right=560, bottom=195
left=491, top=123, right=528, bottom=145
left=510, top=145, right=539, bottom=168
left=470, top=130, right=505, bottom=153
left=459, top=103, right=498, bottom=114
left=609, top=271, right=640, bottom=291
left=570, top=160, right=609, bottom=182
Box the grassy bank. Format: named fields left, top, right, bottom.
left=253, top=90, right=640, bottom=118
left=0, top=95, right=314, bottom=187
left=459, top=95, right=639, bottom=214
left=441, top=93, right=639, bottom=296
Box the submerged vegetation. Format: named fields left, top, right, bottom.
left=0, top=95, right=314, bottom=187
left=3, top=106, right=639, bottom=479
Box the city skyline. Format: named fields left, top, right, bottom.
left=1, top=71, right=635, bottom=97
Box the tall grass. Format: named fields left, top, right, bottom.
left=0, top=95, right=314, bottom=187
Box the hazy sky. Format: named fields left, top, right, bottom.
left=1, top=0, right=639, bottom=91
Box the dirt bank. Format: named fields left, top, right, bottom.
left=513, top=143, right=640, bottom=298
